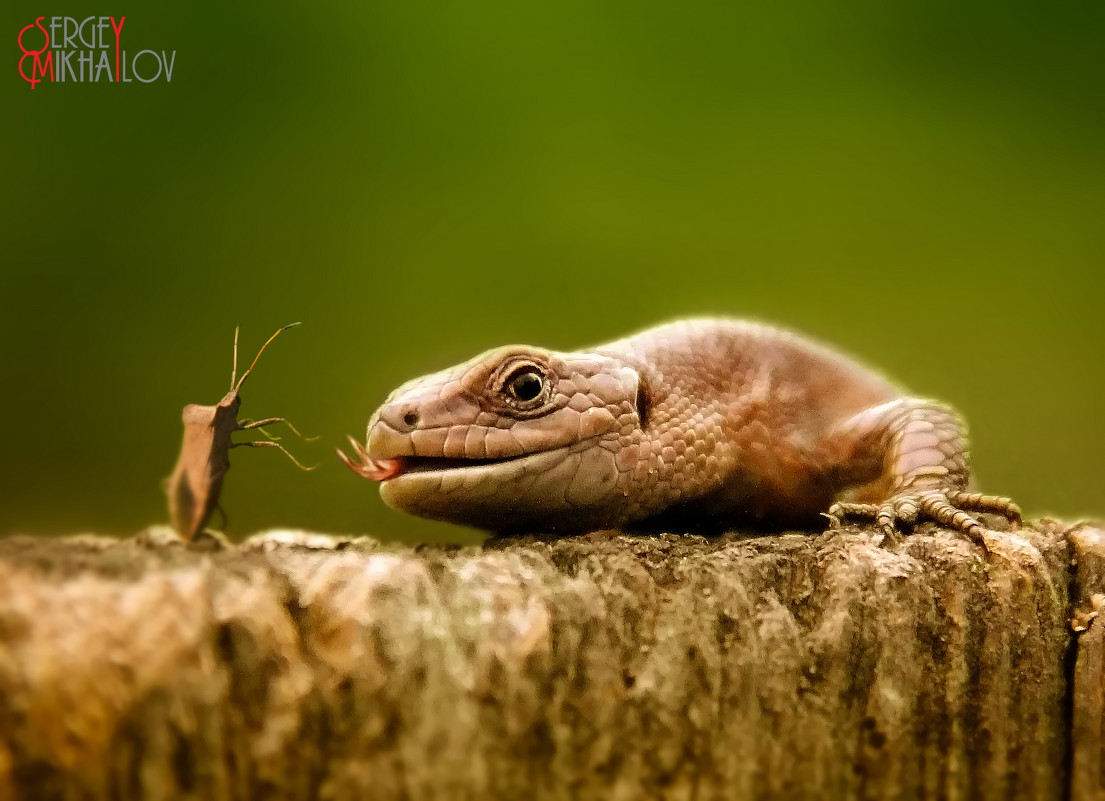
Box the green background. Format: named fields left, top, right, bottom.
left=4, top=0, right=1102, bottom=544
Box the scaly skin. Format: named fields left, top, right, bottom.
left=339, top=319, right=1020, bottom=541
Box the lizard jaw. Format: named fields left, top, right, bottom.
left=378, top=444, right=599, bottom=527
left=339, top=427, right=624, bottom=531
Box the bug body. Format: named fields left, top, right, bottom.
left=167, top=323, right=313, bottom=540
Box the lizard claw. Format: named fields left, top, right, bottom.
left=826, top=489, right=1021, bottom=548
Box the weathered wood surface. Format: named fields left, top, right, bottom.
left=0, top=521, right=1100, bottom=801
left=1071, top=524, right=1105, bottom=801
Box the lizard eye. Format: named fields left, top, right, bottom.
left=506, top=368, right=546, bottom=403
left=491, top=357, right=554, bottom=414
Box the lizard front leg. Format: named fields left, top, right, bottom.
left=824, top=399, right=1021, bottom=545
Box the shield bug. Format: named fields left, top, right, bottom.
left=167, top=323, right=315, bottom=540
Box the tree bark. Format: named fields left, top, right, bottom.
left=0, top=521, right=1100, bottom=800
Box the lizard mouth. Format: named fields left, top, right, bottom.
left=395, top=455, right=515, bottom=474
left=337, top=436, right=523, bottom=482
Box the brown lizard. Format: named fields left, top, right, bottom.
left=338, top=319, right=1020, bottom=541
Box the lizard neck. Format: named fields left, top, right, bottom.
left=609, top=356, right=735, bottom=526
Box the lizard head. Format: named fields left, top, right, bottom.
left=340, top=345, right=642, bottom=533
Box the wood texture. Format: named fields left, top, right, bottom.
left=1071, top=524, right=1105, bottom=801
left=0, top=522, right=1087, bottom=800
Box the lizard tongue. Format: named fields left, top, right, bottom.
left=336, top=437, right=406, bottom=481
left=359, top=457, right=405, bottom=481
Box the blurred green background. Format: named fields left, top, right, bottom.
left=3, top=0, right=1102, bottom=544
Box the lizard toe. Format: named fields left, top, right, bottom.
left=826, top=501, right=877, bottom=527
left=824, top=487, right=1017, bottom=550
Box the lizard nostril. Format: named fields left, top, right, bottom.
left=381, top=404, right=421, bottom=433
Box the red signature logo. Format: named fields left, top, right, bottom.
left=17, top=17, right=53, bottom=88
left=18, top=16, right=139, bottom=88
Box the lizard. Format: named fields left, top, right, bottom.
left=338, top=318, right=1020, bottom=542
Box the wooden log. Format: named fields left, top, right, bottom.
left=1070, top=524, right=1105, bottom=801
left=0, top=522, right=1080, bottom=800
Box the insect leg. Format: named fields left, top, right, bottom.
left=237, top=417, right=318, bottom=441
left=213, top=503, right=229, bottom=530
left=232, top=440, right=317, bottom=470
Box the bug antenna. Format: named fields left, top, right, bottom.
left=234, top=322, right=302, bottom=392
left=229, top=326, right=240, bottom=390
